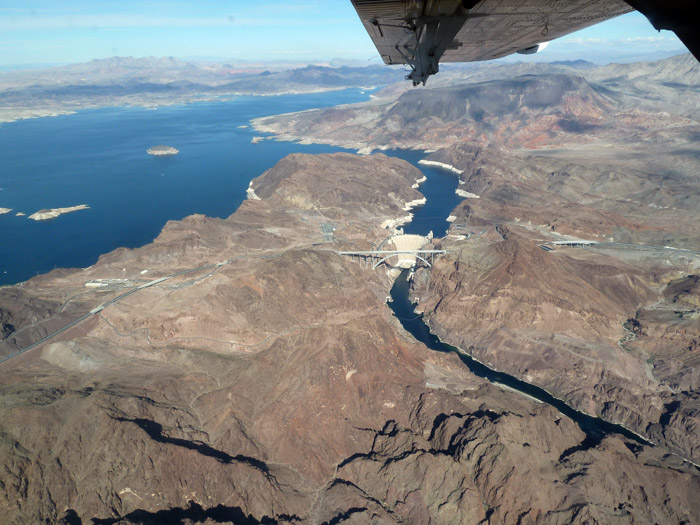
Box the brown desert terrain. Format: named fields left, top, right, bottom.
left=0, top=153, right=699, bottom=523
left=1, top=53, right=700, bottom=523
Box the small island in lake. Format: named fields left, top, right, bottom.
left=147, top=145, right=179, bottom=156
left=0, top=208, right=11, bottom=215
left=28, top=205, right=90, bottom=221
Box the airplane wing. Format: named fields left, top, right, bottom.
left=351, top=0, right=634, bottom=85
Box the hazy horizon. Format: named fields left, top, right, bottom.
left=0, top=47, right=690, bottom=74
left=0, top=2, right=689, bottom=69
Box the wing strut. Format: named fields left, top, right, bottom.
left=394, top=14, right=468, bottom=85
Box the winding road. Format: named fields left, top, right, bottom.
left=0, top=261, right=229, bottom=365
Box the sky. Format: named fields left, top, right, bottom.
left=0, top=1, right=688, bottom=68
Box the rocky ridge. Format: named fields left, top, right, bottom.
left=251, top=53, right=700, bottom=152
left=249, top=53, right=700, bottom=496
left=385, top=137, right=700, bottom=465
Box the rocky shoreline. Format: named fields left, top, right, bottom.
left=28, top=204, right=89, bottom=221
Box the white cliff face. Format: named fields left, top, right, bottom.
left=411, top=175, right=427, bottom=189
left=246, top=182, right=261, bottom=201
left=381, top=215, right=413, bottom=230
left=418, top=160, right=464, bottom=174
left=403, top=197, right=426, bottom=211
left=456, top=189, right=480, bottom=199
left=381, top=195, right=427, bottom=232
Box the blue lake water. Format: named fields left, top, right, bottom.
left=386, top=149, right=463, bottom=238
left=0, top=90, right=461, bottom=285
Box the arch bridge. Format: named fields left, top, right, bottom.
left=336, top=249, right=447, bottom=270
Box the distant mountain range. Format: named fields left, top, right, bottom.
left=0, top=56, right=405, bottom=90
left=0, top=57, right=406, bottom=123
left=3, top=52, right=695, bottom=125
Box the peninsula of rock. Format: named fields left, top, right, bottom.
left=28, top=205, right=90, bottom=221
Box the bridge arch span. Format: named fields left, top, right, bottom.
left=372, top=254, right=432, bottom=270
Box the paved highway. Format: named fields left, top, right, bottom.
left=545, top=240, right=700, bottom=258
left=0, top=261, right=226, bottom=365
left=337, top=249, right=447, bottom=255
left=1, top=243, right=442, bottom=365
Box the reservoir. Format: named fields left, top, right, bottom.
left=0, top=89, right=372, bottom=285
left=385, top=149, right=464, bottom=238
left=1, top=89, right=464, bottom=286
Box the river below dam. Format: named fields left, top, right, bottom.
left=387, top=272, right=651, bottom=447
left=388, top=164, right=652, bottom=449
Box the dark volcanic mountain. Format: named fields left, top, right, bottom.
left=252, top=72, right=620, bottom=149
left=391, top=75, right=608, bottom=119
left=383, top=74, right=613, bottom=140
left=253, top=53, right=699, bottom=151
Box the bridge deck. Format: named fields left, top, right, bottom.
left=337, top=250, right=447, bottom=256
